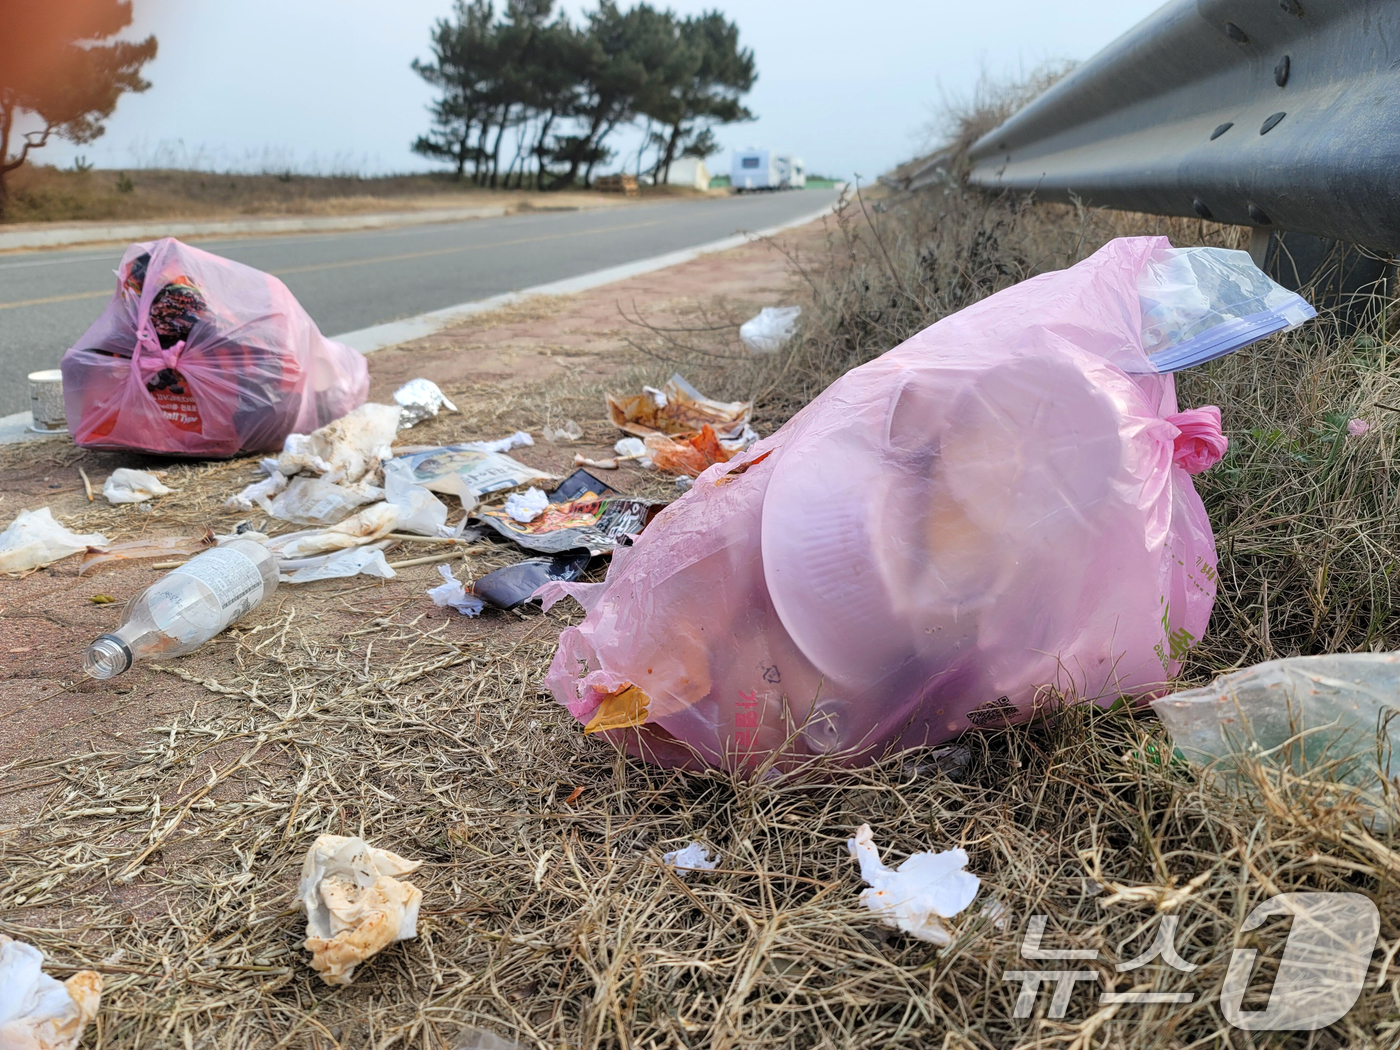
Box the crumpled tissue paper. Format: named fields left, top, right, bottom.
left=846, top=824, right=979, bottom=945
left=0, top=935, right=103, bottom=1050
left=300, top=834, right=424, bottom=986
left=102, top=468, right=172, bottom=505
left=428, top=564, right=484, bottom=616
left=662, top=842, right=718, bottom=875
left=504, top=487, right=548, bottom=523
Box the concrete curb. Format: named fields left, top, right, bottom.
left=334, top=196, right=842, bottom=354
left=0, top=409, right=60, bottom=446
left=0, top=204, right=510, bottom=252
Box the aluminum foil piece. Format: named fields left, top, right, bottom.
left=394, top=378, right=459, bottom=429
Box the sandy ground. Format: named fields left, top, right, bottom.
left=0, top=215, right=828, bottom=777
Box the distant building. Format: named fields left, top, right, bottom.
left=663, top=157, right=710, bottom=191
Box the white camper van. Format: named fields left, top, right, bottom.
left=731, top=149, right=805, bottom=191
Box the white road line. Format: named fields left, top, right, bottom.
left=331, top=196, right=841, bottom=353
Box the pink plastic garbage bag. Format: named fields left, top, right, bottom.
left=61, top=238, right=369, bottom=458
left=542, top=237, right=1312, bottom=771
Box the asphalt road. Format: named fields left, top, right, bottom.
left=0, top=189, right=837, bottom=416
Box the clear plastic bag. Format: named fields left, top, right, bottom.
left=1151, top=653, right=1400, bottom=817
left=0, top=508, right=108, bottom=574
left=740, top=306, right=802, bottom=353
left=1136, top=247, right=1314, bottom=372
left=262, top=475, right=383, bottom=527
left=543, top=237, right=1292, bottom=771
left=62, top=238, right=369, bottom=458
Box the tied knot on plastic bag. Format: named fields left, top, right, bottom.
left=1166, top=406, right=1227, bottom=475
left=133, top=326, right=187, bottom=388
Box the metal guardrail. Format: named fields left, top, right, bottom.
left=965, top=0, right=1400, bottom=254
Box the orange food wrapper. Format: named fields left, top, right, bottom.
left=644, top=425, right=731, bottom=477
left=584, top=685, right=651, bottom=734
left=607, top=374, right=750, bottom=440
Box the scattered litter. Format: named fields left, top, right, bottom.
left=427, top=564, right=484, bottom=617
left=77, top=466, right=94, bottom=502
left=262, top=475, right=384, bottom=526
left=847, top=824, right=979, bottom=946
left=608, top=374, right=751, bottom=443
left=0, top=509, right=108, bottom=575
left=675, top=476, right=694, bottom=492
left=550, top=468, right=617, bottom=503
left=382, top=458, right=449, bottom=536
left=545, top=239, right=1283, bottom=769
left=662, top=842, right=718, bottom=874
left=62, top=237, right=368, bottom=457
left=477, top=551, right=591, bottom=610
left=394, top=378, right=458, bottom=429
left=88, top=594, right=115, bottom=604
left=722, top=424, right=761, bottom=454
left=583, top=684, right=649, bottom=734
left=1152, top=652, right=1400, bottom=817
left=263, top=502, right=401, bottom=559
left=82, top=538, right=278, bottom=679
left=102, top=467, right=171, bottom=504
left=276, top=402, right=401, bottom=484
left=0, top=935, right=103, bottom=1050
left=504, top=487, right=549, bottom=523
left=225, top=468, right=288, bottom=512
left=299, top=834, right=423, bottom=986
left=476, top=493, right=657, bottom=555
left=277, top=434, right=332, bottom=476
left=459, top=430, right=534, bottom=454
left=573, top=454, right=619, bottom=470
left=543, top=420, right=583, bottom=442
left=644, top=424, right=730, bottom=476
left=282, top=543, right=396, bottom=584
left=614, top=437, right=646, bottom=458
left=79, top=532, right=215, bottom=575
left=740, top=305, right=802, bottom=353
left=394, top=445, right=553, bottom=509
left=1348, top=417, right=1371, bottom=437
left=1136, top=244, right=1315, bottom=371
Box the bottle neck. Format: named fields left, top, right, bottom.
left=83, top=632, right=133, bottom=680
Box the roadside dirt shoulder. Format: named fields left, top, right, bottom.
left=0, top=215, right=830, bottom=769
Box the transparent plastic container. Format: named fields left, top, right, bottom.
left=83, top=539, right=278, bottom=679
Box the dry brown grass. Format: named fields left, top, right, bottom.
left=0, top=166, right=674, bottom=226
left=4, top=167, right=1400, bottom=1049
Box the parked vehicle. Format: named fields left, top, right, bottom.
left=731, top=149, right=805, bottom=191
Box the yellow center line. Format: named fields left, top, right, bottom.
left=0, top=288, right=113, bottom=311
left=0, top=216, right=669, bottom=312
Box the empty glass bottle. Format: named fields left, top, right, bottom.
left=83, top=539, right=278, bottom=679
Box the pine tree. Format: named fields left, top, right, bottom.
left=0, top=0, right=157, bottom=217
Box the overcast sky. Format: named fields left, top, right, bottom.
left=36, top=0, right=1167, bottom=180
